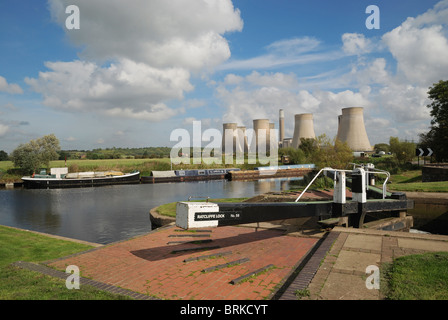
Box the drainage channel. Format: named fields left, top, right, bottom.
left=201, top=257, right=250, bottom=273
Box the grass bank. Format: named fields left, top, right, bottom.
left=388, top=170, right=448, bottom=192
left=0, top=225, right=131, bottom=300
left=382, top=251, right=448, bottom=300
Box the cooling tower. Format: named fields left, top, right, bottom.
left=235, top=126, right=248, bottom=153
left=253, top=119, right=270, bottom=153
left=336, top=107, right=372, bottom=152
left=336, top=115, right=343, bottom=140
left=279, top=109, right=285, bottom=143
left=222, top=123, right=237, bottom=154
left=292, top=113, right=316, bottom=149
left=269, top=122, right=275, bottom=142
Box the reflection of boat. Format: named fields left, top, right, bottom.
left=21, top=168, right=140, bottom=189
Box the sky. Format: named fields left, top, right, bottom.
left=0, top=0, right=447, bottom=153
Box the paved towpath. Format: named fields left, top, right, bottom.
left=293, top=226, right=448, bottom=300
left=45, top=224, right=318, bottom=300
left=12, top=223, right=448, bottom=300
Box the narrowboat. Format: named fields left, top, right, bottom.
left=21, top=167, right=140, bottom=189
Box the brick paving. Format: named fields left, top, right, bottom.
left=46, top=225, right=318, bottom=300
left=12, top=223, right=448, bottom=300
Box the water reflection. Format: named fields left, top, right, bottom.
left=0, top=178, right=300, bottom=244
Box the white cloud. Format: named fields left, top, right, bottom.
left=378, top=84, right=430, bottom=121
left=342, top=33, right=373, bottom=55
left=216, top=71, right=372, bottom=140
left=27, top=0, right=243, bottom=122
left=48, top=0, right=243, bottom=71
left=346, top=58, right=391, bottom=87
left=0, top=124, right=10, bottom=137
left=103, top=104, right=182, bottom=122
left=25, top=59, right=191, bottom=121
left=218, top=37, right=345, bottom=71
left=213, top=2, right=448, bottom=145
left=382, top=1, right=448, bottom=86
left=266, top=37, right=321, bottom=55
left=0, top=76, right=23, bottom=94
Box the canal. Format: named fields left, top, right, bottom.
left=0, top=178, right=298, bottom=245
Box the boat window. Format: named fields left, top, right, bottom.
left=198, top=170, right=205, bottom=175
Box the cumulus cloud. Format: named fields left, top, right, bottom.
left=25, top=59, right=191, bottom=120
left=0, top=76, right=23, bottom=94
left=342, top=33, right=373, bottom=55
left=27, top=0, right=243, bottom=121
left=48, top=0, right=243, bottom=71
left=215, top=71, right=373, bottom=140
left=382, top=0, right=448, bottom=85
left=213, top=1, right=448, bottom=145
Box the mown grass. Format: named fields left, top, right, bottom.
left=0, top=225, right=131, bottom=300
left=382, top=252, right=448, bottom=300
left=388, top=170, right=448, bottom=192
left=155, top=198, right=249, bottom=218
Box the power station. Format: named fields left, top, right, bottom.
left=336, top=107, right=372, bottom=152
left=253, top=119, right=271, bottom=153
left=279, top=109, right=285, bottom=144
left=221, top=106, right=372, bottom=154
left=291, top=113, right=316, bottom=149
left=222, top=123, right=237, bottom=154
left=236, top=126, right=248, bottom=153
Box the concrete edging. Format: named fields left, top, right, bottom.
left=149, top=206, right=175, bottom=228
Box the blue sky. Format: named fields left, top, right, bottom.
left=1, top=0, right=447, bottom=153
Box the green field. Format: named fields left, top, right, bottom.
left=0, top=225, right=131, bottom=300
left=387, top=170, right=448, bottom=192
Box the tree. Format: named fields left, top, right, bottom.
left=298, top=138, right=317, bottom=156
left=11, top=134, right=61, bottom=174
left=0, top=150, right=8, bottom=161
left=279, top=147, right=306, bottom=164
left=374, top=143, right=390, bottom=153
left=310, top=134, right=354, bottom=169
left=419, top=80, right=448, bottom=162
left=389, top=137, right=415, bottom=165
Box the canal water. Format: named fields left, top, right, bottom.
left=0, top=178, right=298, bottom=245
